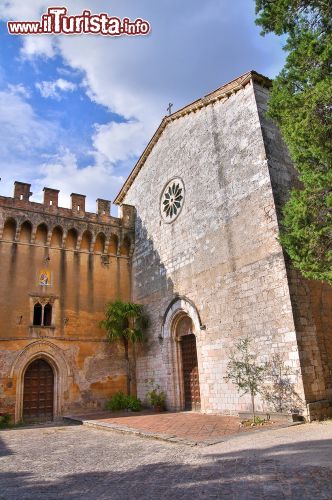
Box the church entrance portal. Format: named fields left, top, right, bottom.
left=177, top=317, right=201, bottom=410
left=23, top=359, right=54, bottom=423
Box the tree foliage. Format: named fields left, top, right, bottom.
left=100, top=300, right=148, bottom=394
left=255, top=0, right=332, bottom=284
left=224, top=337, right=266, bottom=420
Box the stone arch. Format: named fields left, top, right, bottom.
left=162, top=297, right=202, bottom=340
left=10, top=341, right=72, bottom=423
left=120, top=235, right=131, bottom=257
left=20, top=220, right=32, bottom=243
left=50, top=226, right=63, bottom=247
left=35, top=223, right=48, bottom=245
left=2, top=217, right=17, bottom=241
left=80, top=230, right=92, bottom=251
left=94, top=232, right=106, bottom=253
left=108, top=234, right=119, bottom=255
left=161, top=297, right=203, bottom=411
left=65, top=228, right=78, bottom=250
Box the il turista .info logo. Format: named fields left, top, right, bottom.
left=7, top=7, right=151, bottom=37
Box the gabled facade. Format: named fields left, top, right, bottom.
left=116, top=71, right=332, bottom=420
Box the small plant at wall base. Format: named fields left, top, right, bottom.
left=224, top=337, right=267, bottom=422
left=145, top=379, right=166, bottom=411
left=105, top=391, right=142, bottom=412
left=100, top=300, right=148, bottom=396
left=261, top=353, right=304, bottom=414
left=0, top=413, right=12, bottom=430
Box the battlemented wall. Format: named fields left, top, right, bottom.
left=0, top=183, right=135, bottom=420
left=120, top=77, right=314, bottom=416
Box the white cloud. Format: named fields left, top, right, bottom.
left=0, top=0, right=286, bottom=206
left=7, top=83, right=31, bottom=98
left=93, top=121, right=146, bottom=164
left=35, top=149, right=125, bottom=211
left=0, top=87, right=57, bottom=158
left=35, top=78, right=77, bottom=99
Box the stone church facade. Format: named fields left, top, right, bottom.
left=115, top=71, right=332, bottom=420
left=0, top=71, right=331, bottom=422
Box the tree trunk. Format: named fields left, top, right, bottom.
left=251, top=392, right=255, bottom=422
left=123, top=337, right=131, bottom=396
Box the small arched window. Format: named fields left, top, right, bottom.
left=33, top=303, right=42, bottom=326
left=43, top=303, right=52, bottom=326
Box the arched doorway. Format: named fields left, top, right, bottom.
left=23, top=359, right=54, bottom=423
left=176, top=316, right=201, bottom=411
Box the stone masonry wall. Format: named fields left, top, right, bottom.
left=254, top=84, right=332, bottom=417
left=122, top=80, right=307, bottom=415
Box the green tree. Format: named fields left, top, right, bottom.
left=224, top=337, right=266, bottom=421
left=255, top=0, right=332, bottom=284
left=100, top=300, right=148, bottom=395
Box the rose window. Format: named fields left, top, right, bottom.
left=160, top=178, right=185, bottom=222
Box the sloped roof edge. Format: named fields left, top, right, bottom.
left=114, top=70, right=271, bottom=205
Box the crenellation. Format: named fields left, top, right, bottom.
left=0, top=182, right=134, bottom=421
left=14, top=181, right=32, bottom=202
left=0, top=184, right=135, bottom=257
left=43, top=187, right=59, bottom=208
left=70, top=193, right=86, bottom=215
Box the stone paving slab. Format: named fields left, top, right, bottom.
left=64, top=410, right=294, bottom=446
left=0, top=422, right=331, bottom=499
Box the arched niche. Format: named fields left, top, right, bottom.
left=20, top=221, right=32, bottom=243
left=65, top=228, right=78, bottom=250
left=94, top=232, right=106, bottom=253
left=108, top=234, right=118, bottom=255
left=81, top=230, right=92, bottom=251
left=120, top=236, right=131, bottom=257
left=50, top=226, right=63, bottom=248
left=2, top=218, right=17, bottom=241
left=35, top=223, right=48, bottom=245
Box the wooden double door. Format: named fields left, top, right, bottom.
left=180, top=334, right=201, bottom=410
left=23, top=359, right=54, bottom=423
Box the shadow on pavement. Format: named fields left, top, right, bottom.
left=0, top=438, right=331, bottom=498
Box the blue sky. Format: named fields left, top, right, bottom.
left=0, top=1, right=286, bottom=212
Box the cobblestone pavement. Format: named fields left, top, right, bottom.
left=0, top=422, right=331, bottom=499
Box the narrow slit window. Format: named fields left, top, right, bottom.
left=33, top=303, right=42, bottom=326
left=43, top=303, right=52, bottom=326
